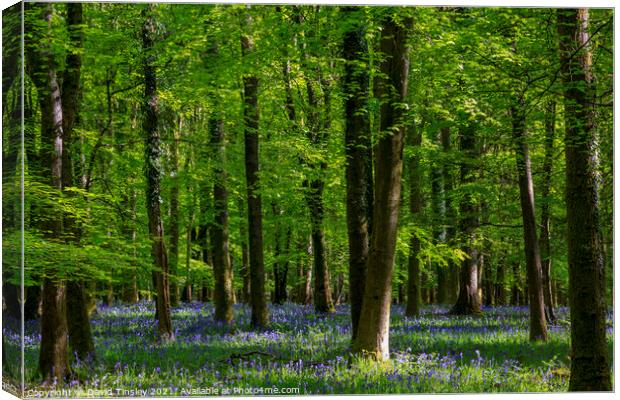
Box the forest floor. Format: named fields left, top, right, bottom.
left=3, top=302, right=613, bottom=395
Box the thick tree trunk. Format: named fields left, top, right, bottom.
left=26, top=3, right=70, bottom=382
left=558, top=8, right=611, bottom=391
left=451, top=125, right=481, bottom=315
left=342, top=6, right=373, bottom=341
left=406, top=124, right=422, bottom=317
left=59, top=2, right=96, bottom=362
left=241, top=10, right=268, bottom=328
left=540, top=100, right=557, bottom=324
left=210, top=116, right=234, bottom=323
left=141, top=5, right=173, bottom=342
left=511, top=97, right=547, bottom=341
left=353, top=14, right=411, bottom=360
left=440, top=127, right=458, bottom=303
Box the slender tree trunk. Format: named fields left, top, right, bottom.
left=496, top=254, right=507, bottom=305
left=511, top=261, right=522, bottom=306
left=430, top=129, right=447, bottom=304
left=302, top=83, right=335, bottom=313
left=451, top=125, right=481, bottom=315
left=353, top=14, right=411, bottom=360
left=539, top=100, right=557, bottom=324
left=342, top=6, right=373, bottom=340
left=141, top=5, right=173, bottom=342
left=210, top=115, right=234, bottom=323
left=558, top=8, right=611, bottom=391
left=168, top=120, right=181, bottom=307
left=241, top=9, right=268, bottom=328
left=238, top=199, right=251, bottom=303
left=511, top=95, right=547, bottom=341
left=406, top=123, right=422, bottom=317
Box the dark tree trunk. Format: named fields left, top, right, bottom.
left=440, top=127, right=458, bottom=303
left=26, top=3, right=70, bottom=383
left=59, top=2, right=95, bottom=362
left=511, top=261, right=521, bottom=306
left=496, top=255, right=507, bottom=306
left=272, top=215, right=291, bottom=305
left=539, top=100, right=557, bottom=324
left=353, top=14, right=411, bottom=360
left=305, top=174, right=335, bottom=313
left=241, top=10, right=268, bottom=328
left=511, top=96, right=547, bottom=341
left=406, top=123, right=422, bottom=317
left=451, top=125, right=481, bottom=315
left=168, top=122, right=181, bottom=307
left=141, top=5, right=173, bottom=342
left=302, top=82, right=335, bottom=313
left=210, top=116, right=234, bottom=324
left=430, top=130, right=447, bottom=304
left=238, top=199, right=251, bottom=303
left=342, top=6, right=373, bottom=341
left=558, top=8, right=611, bottom=391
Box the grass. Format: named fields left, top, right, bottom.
left=2, top=301, right=614, bottom=396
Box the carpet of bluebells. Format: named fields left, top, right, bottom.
left=3, top=302, right=614, bottom=396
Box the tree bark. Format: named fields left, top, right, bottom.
left=168, top=120, right=181, bottom=307
left=26, top=3, right=70, bottom=382
left=353, top=14, right=411, bottom=360
left=141, top=5, right=174, bottom=342
left=451, top=124, right=481, bottom=315
left=238, top=198, right=251, bottom=303
left=558, top=8, right=611, bottom=391
left=511, top=96, right=547, bottom=341
left=406, top=123, right=422, bottom=317
left=539, top=100, right=557, bottom=323
left=210, top=115, right=234, bottom=323
left=440, top=127, right=458, bottom=303
left=430, top=129, right=447, bottom=304
left=342, top=6, right=373, bottom=340
left=241, top=9, right=269, bottom=328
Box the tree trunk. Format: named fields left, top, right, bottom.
left=496, top=255, right=507, bottom=306
left=353, top=14, right=411, bottom=360
left=210, top=116, right=234, bottom=323
left=141, top=5, right=173, bottom=342
left=168, top=120, right=181, bottom=307
left=406, top=123, right=422, bottom=317
left=539, top=100, right=557, bottom=324
left=430, top=129, right=447, bottom=304
left=241, top=9, right=268, bottom=328
left=238, top=199, right=251, bottom=303
left=511, top=261, right=521, bottom=306
left=342, top=5, right=373, bottom=341
left=451, top=124, right=481, bottom=315
left=440, top=127, right=458, bottom=303
left=558, top=8, right=611, bottom=391
left=511, top=94, right=547, bottom=341
left=58, top=2, right=96, bottom=362
left=26, top=3, right=70, bottom=382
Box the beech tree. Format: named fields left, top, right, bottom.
left=141, top=4, right=174, bottom=341
left=241, top=7, right=269, bottom=328
left=557, top=8, right=611, bottom=391
left=353, top=12, right=412, bottom=360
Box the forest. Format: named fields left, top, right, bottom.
left=1, top=2, right=614, bottom=396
